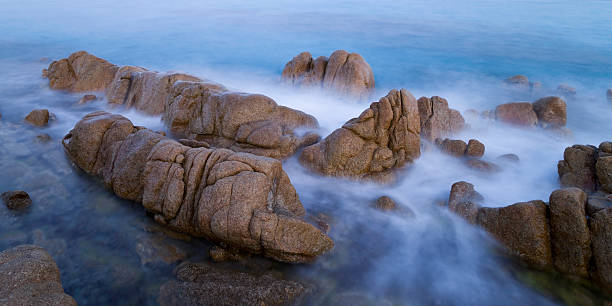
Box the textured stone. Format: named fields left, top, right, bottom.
left=373, top=196, right=397, bottom=211
left=417, top=96, right=465, bottom=141
left=435, top=138, right=467, bottom=158
left=25, top=109, right=50, bottom=127
left=557, top=145, right=598, bottom=193
left=590, top=207, right=612, bottom=293
left=532, top=96, right=567, bottom=127
left=45, top=51, right=118, bottom=92
left=63, top=111, right=333, bottom=263
left=78, top=94, right=97, bottom=104
left=596, top=156, right=612, bottom=193
left=495, top=102, right=538, bottom=126
left=299, top=89, right=420, bottom=182
left=448, top=181, right=484, bottom=224
left=0, top=245, right=76, bottom=306
left=549, top=188, right=591, bottom=277
left=1, top=191, right=32, bottom=210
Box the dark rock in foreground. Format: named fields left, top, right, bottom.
left=158, top=262, right=311, bottom=306
left=63, top=111, right=333, bottom=263
left=0, top=245, right=76, bottom=305
left=1, top=190, right=32, bottom=210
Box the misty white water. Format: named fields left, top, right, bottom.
left=1, top=0, right=611, bottom=304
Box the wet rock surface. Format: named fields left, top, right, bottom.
left=281, top=50, right=375, bottom=100
left=158, top=262, right=311, bottom=306
left=532, top=96, right=567, bottom=128
left=62, top=111, right=333, bottom=263
left=1, top=190, right=32, bottom=210
left=44, top=51, right=320, bottom=160
left=373, top=196, right=397, bottom=211
left=25, top=109, right=50, bottom=127
left=590, top=207, right=612, bottom=293
left=299, top=89, right=420, bottom=182
left=558, top=142, right=612, bottom=194
left=495, top=102, right=538, bottom=127
left=77, top=94, right=97, bottom=104
left=0, top=245, right=76, bottom=306
left=417, top=96, right=465, bottom=141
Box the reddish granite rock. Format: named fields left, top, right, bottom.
left=448, top=181, right=483, bottom=224
left=590, top=207, right=612, bottom=293
left=63, top=111, right=333, bottom=263
left=417, top=96, right=465, bottom=141
left=45, top=51, right=118, bottom=92
left=465, top=139, right=485, bottom=158
left=495, top=102, right=538, bottom=127
left=532, top=96, right=567, bottom=127
left=435, top=138, right=467, bottom=158
left=557, top=145, right=599, bottom=193
left=299, top=89, right=420, bottom=182
left=25, top=109, right=50, bottom=127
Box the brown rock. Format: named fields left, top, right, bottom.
left=600, top=141, right=612, bottom=154
left=135, top=234, right=189, bottom=265
left=158, top=262, right=311, bottom=306
left=549, top=188, right=591, bottom=277
left=466, top=139, right=485, bottom=158
left=557, top=84, right=576, bottom=97
left=0, top=245, right=76, bottom=305
left=418, top=96, right=465, bottom=141
left=495, top=102, right=538, bottom=126
left=465, top=159, right=501, bottom=173
left=1, top=191, right=32, bottom=210
left=62, top=111, right=332, bottom=263
left=586, top=193, right=612, bottom=217
left=373, top=196, right=397, bottom=211
left=435, top=138, right=467, bottom=158
left=448, top=181, right=484, bottom=224
left=504, top=75, right=529, bottom=87
left=596, top=156, right=612, bottom=193
left=557, top=144, right=598, bottom=193
left=590, top=207, right=612, bottom=293
left=178, top=139, right=210, bottom=148
left=44, top=51, right=118, bottom=92
left=77, top=94, right=97, bottom=104
left=299, top=89, right=420, bottom=181
left=477, top=200, right=552, bottom=268
left=25, top=109, right=50, bottom=127
left=281, top=50, right=375, bottom=100
left=36, top=133, right=51, bottom=142
left=532, top=96, right=567, bottom=127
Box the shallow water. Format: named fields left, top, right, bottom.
left=1, top=0, right=612, bottom=305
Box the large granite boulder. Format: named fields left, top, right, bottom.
left=448, top=181, right=483, bottom=224
left=281, top=50, right=375, bottom=100
left=43, top=50, right=118, bottom=92
left=590, top=207, right=612, bottom=293
left=299, top=89, right=420, bottom=182
left=558, top=144, right=599, bottom=193
left=417, top=96, right=465, bottom=141
left=494, top=102, right=538, bottom=127
left=44, top=51, right=320, bottom=160
left=596, top=155, right=612, bottom=193
left=158, top=262, right=311, bottom=306
left=549, top=188, right=591, bottom=277
left=477, top=201, right=552, bottom=268
left=62, top=111, right=333, bottom=263
left=0, top=245, right=76, bottom=305
left=532, top=96, right=567, bottom=128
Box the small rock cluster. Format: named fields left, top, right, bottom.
left=1, top=190, right=32, bottom=209
left=494, top=96, right=567, bottom=129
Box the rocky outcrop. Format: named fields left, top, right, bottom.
left=435, top=138, right=485, bottom=159
left=158, top=262, right=311, bottom=306
left=558, top=141, right=612, bottom=194
left=1, top=190, right=32, bottom=210
left=532, top=97, right=567, bottom=128
left=43, top=51, right=118, bottom=92
left=466, top=139, right=485, bottom=158
left=44, top=51, right=320, bottom=160
left=492, top=97, right=567, bottom=131
left=25, top=109, right=50, bottom=127
left=62, top=111, right=333, bottom=263
left=281, top=50, right=375, bottom=100
left=448, top=181, right=483, bottom=224
left=299, top=89, right=420, bottom=182
left=0, top=245, right=76, bottom=305
left=495, top=102, right=538, bottom=127
left=417, top=96, right=465, bottom=141
left=590, top=207, right=612, bottom=293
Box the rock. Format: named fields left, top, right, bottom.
left=497, top=153, right=520, bottom=162
left=448, top=181, right=484, bottom=224
left=557, top=144, right=598, bottom=193
left=45, top=51, right=119, bottom=91
left=209, top=246, right=246, bottom=263
left=549, top=188, right=591, bottom=277
left=0, top=245, right=76, bottom=305
left=607, top=89, right=612, bottom=103
left=435, top=138, right=467, bottom=158
left=590, top=207, right=612, bottom=293
left=586, top=193, right=612, bottom=217
left=281, top=50, right=375, bottom=100
left=78, top=94, right=97, bottom=104
left=477, top=200, right=552, bottom=268
left=557, top=84, right=576, bottom=97
left=36, top=133, right=51, bottom=142
left=299, top=89, right=420, bottom=182
left=178, top=139, right=210, bottom=148
left=532, top=96, right=567, bottom=127
left=600, top=141, right=612, bottom=154
left=158, top=262, right=311, bottom=306
left=25, top=109, right=50, bottom=127
left=417, top=96, right=465, bottom=141
left=45, top=51, right=321, bottom=160
left=466, top=139, right=485, bottom=158
left=596, top=156, right=612, bottom=193
left=465, top=159, right=501, bottom=173
left=62, top=111, right=333, bottom=263
left=504, top=75, right=529, bottom=87
left=1, top=190, right=32, bottom=209
left=135, top=234, right=189, bottom=265
left=372, top=196, right=397, bottom=211
left=494, top=102, right=538, bottom=127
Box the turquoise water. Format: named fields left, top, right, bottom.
left=1, top=0, right=612, bottom=305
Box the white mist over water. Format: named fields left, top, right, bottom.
left=1, top=0, right=612, bottom=304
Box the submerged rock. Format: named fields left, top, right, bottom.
left=557, top=84, right=576, bottom=97
left=0, top=245, right=76, bottom=305
left=1, top=190, right=32, bottom=209
left=25, top=109, right=50, bottom=127
left=466, top=139, right=485, bottom=158
left=158, top=262, right=311, bottom=306
left=373, top=196, right=397, bottom=211
left=497, top=153, right=520, bottom=163
left=494, top=102, right=538, bottom=127
left=504, top=75, right=529, bottom=87
left=299, top=89, right=420, bottom=182
left=78, top=94, right=97, bottom=104
left=62, top=111, right=333, bottom=263
left=36, top=133, right=51, bottom=142
left=417, top=96, right=465, bottom=141
left=281, top=50, right=375, bottom=100
left=44, top=51, right=319, bottom=160
left=532, top=96, right=567, bottom=128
